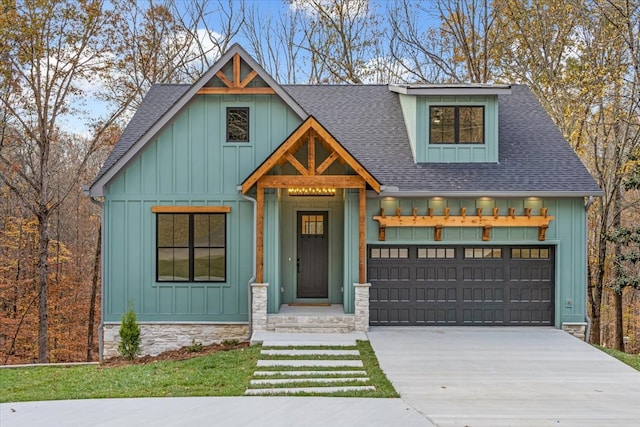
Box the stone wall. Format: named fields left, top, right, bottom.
left=102, top=323, right=249, bottom=359
left=562, top=322, right=587, bottom=341
left=354, top=283, right=371, bottom=332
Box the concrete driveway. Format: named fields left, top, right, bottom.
left=368, top=327, right=640, bottom=427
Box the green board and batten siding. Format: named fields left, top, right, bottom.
left=399, top=94, right=499, bottom=163
left=364, top=197, right=588, bottom=327
left=103, top=94, right=302, bottom=322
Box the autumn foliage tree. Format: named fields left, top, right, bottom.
left=0, top=0, right=132, bottom=363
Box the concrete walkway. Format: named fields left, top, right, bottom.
left=368, top=327, right=640, bottom=427
left=0, top=397, right=428, bottom=427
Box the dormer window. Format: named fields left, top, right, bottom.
left=430, top=106, right=484, bottom=144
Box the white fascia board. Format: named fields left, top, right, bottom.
left=389, top=84, right=512, bottom=96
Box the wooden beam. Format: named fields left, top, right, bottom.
left=197, top=87, right=276, bottom=95
left=215, top=70, right=233, bottom=88
left=151, top=206, right=231, bottom=213
left=372, top=214, right=555, bottom=228
left=233, top=53, right=241, bottom=87
left=311, top=122, right=380, bottom=192
left=256, top=185, right=264, bottom=283
left=308, top=132, right=316, bottom=175
left=241, top=120, right=318, bottom=193
left=359, top=187, right=366, bottom=284
left=259, top=175, right=365, bottom=189
left=240, top=70, right=258, bottom=88
left=241, top=116, right=381, bottom=194
left=316, top=152, right=339, bottom=174
left=285, top=153, right=309, bottom=175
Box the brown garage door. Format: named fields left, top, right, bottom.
left=368, top=245, right=554, bottom=326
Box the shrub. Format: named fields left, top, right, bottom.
left=118, top=301, right=141, bottom=360
left=186, top=340, right=203, bottom=353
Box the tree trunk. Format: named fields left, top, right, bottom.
left=588, top=231, right=608, bottom=345
left=612, top=188, right=625, bottom=351
left=37, top=215, right=50, bottom=363
left=613, top=289, right=625, bottom=351
left=87, top=223, right=101, bottom=362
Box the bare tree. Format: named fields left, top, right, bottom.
left=243, top=3, right=305, bottom=84
left=388, top=0, right=496, bottom=83
left=292, top=0, right=381, bottom=84
left=0, top=0, right=134, bottom=362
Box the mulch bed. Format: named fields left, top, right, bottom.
left=100, top=341, right=250, bottom=367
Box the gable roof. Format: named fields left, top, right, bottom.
left=241, top=116, right=380, bottom=193
left=283, top=84, right=602, bottom=197
left=87, top=44, right=308, bottom=196
left=89, top=45, right=601, bottom=198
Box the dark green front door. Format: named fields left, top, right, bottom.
left=297, top=211, right=329, bottom=298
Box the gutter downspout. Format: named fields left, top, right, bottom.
left=83, top=186, right=105, bottom=361
left=240, top=189, right=257, bottom=341
left=584, top=196, right=595, bottom=342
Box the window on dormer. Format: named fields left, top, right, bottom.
left=227, top=107, right=249, bottom=142
left=430, top=106, right=484, bottom=144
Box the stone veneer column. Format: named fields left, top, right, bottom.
left=251, top=283, right=269, bottom=331
left=353, top=283, right=371, bottom=332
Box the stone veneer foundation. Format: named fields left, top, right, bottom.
left=562, top=322, right=588, bottom=341
left=102, top=323, right=249, bottom=359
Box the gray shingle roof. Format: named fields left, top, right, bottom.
left=93, top=84, right=190, bottom=184
left=94, top=82, right=601, bottom=196
left=283, top=84, right=601, bottom=195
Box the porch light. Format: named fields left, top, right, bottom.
left=288, top=187, right=336, bottom=197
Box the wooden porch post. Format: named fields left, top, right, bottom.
left=256, top=182, right=264, bottom=283
left=359, top=186, right=366, bottom=283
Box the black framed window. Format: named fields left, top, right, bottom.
left=157, top=213, right=226, bottom=282
left=430, top=106, right=484, bottom=144
left=226, top=107, right=249, bottom=142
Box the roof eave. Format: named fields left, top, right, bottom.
left=389, top=84, right=512, bottom=96
left=372, top=188, right=604, bottom=198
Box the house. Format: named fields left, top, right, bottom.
left=86, top=44, right=602, bottom=358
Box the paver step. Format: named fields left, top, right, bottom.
left=274, top=325, right=351, bottom=333
left=257, top=359, right=363, bottom=368
left=250, top=331, right=367, bottom=347
left=261, top=349, right=360, bottom=356
left=250, top=377, right=370, bottom=385
left=253, top=370, right=368, bottom=377
left=261, top=340, right=357, bottom=347
left=244, top=385, right=376, bottom=395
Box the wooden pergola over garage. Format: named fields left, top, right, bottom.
left=241, top=116, right=380, bottom=284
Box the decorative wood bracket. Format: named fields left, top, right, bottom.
left=373, top=207, right=554, bottom=242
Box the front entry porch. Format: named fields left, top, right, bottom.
left=267, top=305, right=355, bottom=333
left=251, top=283, right=371, bottom=335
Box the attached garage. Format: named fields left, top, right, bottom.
left=368, top=245, right=554, bottom=326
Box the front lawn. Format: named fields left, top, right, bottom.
left=0, top=345, right=261, bottom=403
left=597, top=346, right=640, bottom=371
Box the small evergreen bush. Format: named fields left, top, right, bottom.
left=118, top=301, right=141, bottom=360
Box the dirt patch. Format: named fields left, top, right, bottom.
left=100, top=341, right=250, bottom=368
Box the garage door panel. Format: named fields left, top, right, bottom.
left=462, top=286, right=503, bottom=302
left=369, top=245, right=554, bottom=326
left=426, top=308, right=457, bottom=324
left=462, top=307, right=505, bottom=324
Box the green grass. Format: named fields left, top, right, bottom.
left=0, top=341, right=398, bottom=402
left=0, top=345, right=261, bottom=403
left=596, top=346, right=640, bottom=371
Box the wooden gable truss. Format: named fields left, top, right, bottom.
left=241, top=116, right=380, bottom=284
left=197, top=53, right=276, bottom=95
